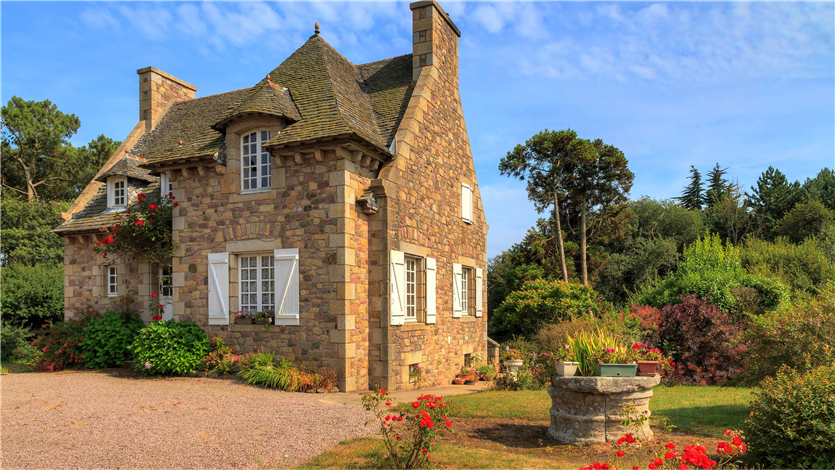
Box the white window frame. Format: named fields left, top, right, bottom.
left=238, top=254, right=275, bottom=316
left=240, top=130, right=272, bottom=193
left=106, top=176, right=127, bottom=210
left=160, top=173, right=173, bottom=198
left=107, top=266, right=118, bottom=297
left=461, top=267, right=469, bottom=314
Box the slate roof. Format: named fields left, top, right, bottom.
left=212, top=79, right=302, bottom=131
left=59, top=33, right=414, bottom=234
left=94, top=157, right=156, bottom=183
left=54, top=181, right=161, bottom=234
left=131, top=89, right=250, bottom=165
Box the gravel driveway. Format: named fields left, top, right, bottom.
left=1, top=371, right=375, bottom=469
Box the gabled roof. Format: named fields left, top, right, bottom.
left=94, top=156, right=156, bottom=183
left=53, top=181, right=161, bottom=234
left=132, top=89, right=249, bottom=165
left=212, top=78, right=302, bottom=131
left=128, top=34, right=412, bottom=167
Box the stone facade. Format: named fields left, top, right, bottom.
left=56, top=0, right=486, bottom=393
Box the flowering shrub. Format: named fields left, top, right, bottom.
left=409, top=364, right=426, bottom=388
left=92, top=192, right=177, bottom=265
left=633, top=295, right=744, bottom=385
left=80, top=310, right=144, bottom=369
left=29, top=320, right=86, bottom=371
left=361, top=389, right=453, bottom=469
left=130, top=320, right=209, bottom=375
left=743, top=363, right=835, bottom=469
left=631, top=343, right=675, bottom=373
left=199, top=336, right=240, bottom=376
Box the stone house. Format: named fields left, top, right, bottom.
left=54, top=0, right=487, bottom=392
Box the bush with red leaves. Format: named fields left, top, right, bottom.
left=633, top=295, right=745, bottom=385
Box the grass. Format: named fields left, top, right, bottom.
left=443, top=384, right=753, bottom=437
left=296, top=437, right=575, bottom=470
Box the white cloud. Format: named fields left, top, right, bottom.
left=79, top=8, right=119, bottom=30
left=473, top=4, right=505, bottom=34
left=116, top=5, right=172, bottom=41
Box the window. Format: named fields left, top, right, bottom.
left=160, top=174, right=173, bottom=198
left=453, top=264, right=483, bottom=318
left=461, top=183, right=473, bottom=224
left=107, top=266, right=118, bottom=297
left=239, top=254, right=275, bottom=315
left=241, top=130, right=271, bottom=192
left=460, top=267, right=469, bottom=314
left=390, top=251, right=436, bottom=325
left=107, top=176, right=127, bottom=209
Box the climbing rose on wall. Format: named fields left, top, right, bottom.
left=92, top=193, right=176, bottom=265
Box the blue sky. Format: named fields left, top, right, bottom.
left=2, top=1, right=833, bottom=257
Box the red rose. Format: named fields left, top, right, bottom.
left=678, top=466, right=689, bottom=470
left=616, top=451, right=625, bottom=457
left=666, top=443, right=676, bottom=449
left=173, top=202, right=179, bottom=207
left=137, top=220, right=144, bottom=226
left=445, top=421, right=452, bottom=427
left=412, top=402, right=419, bottom=408
left=152, top=293, right=157, bottom=297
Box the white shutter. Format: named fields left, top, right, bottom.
left=425, top=257, right=437, bottom=324
left=390, top=250, right=406, bottom=326
left=452, top=263, right=463, bottom=318
left=462, top=183, right=473, bottom=224
left=274, top=248, right=300, bottom=326
left=208, top=252, right=229, bottom=325
left=475, top=267, right=483, bottom=317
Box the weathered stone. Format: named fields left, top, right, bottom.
left=547, top=375, right=661, bottom=446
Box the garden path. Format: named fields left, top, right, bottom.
left=1, top=371, right=374, bottom=469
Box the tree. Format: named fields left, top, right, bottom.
left=799, top=168, right=835, bottom=212
left=561, top=138, right=634, bottom=285
left=0, top=197, right=69, bottom=266
left=775, top=200, right=835, bottom=244
left=72, top=134, right=121, bottom=195
left=499, top=129, right=589, bottom=282
left=746, top=166, right=800, bottom=240
left=676, top=165, right=706, bottom=211
left=705, top=181, right=754, bottom=245
left=1, top=96, right=81, bottom=201
left=705, top=163, right=730, bottom=209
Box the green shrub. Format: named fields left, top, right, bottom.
left=0, top=324, right=31, bottom=361
left=12, top=342, right=41, bottom=367
left=775, top=200, right=835, bottom=244
left=80, top=311, right=144, bottom=369
left=200, top=336, right=239, bottom=376
left=0, top=263, right=63, bottom=329
left=491, top=279, right=597, bottom=337
left=741, top=284, right=835, bottom=384
left=130, top=320, right=209, bottom=375
left=237, top=352, right=322, bottom=392
left=741, top=236, right=835, bottom=295
left=532, top=316, right=612, bottom=358
left=634, top=233, right=788, bottom=313
left=29, top=320, right=86, bottom=371
left=744, top=364, right=835, bottom=469
left=476, top=365, right=496, bottom=381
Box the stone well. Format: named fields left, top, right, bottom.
left=547, top=375, right=661, bottom=446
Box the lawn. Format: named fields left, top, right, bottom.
left=299, top=384, right=753, bottom=469
left=441, top=384, right=752, bottom=437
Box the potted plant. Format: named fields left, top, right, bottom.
left=555, top=343, right=579, bottom=377
left=254, top=310, right=275, bottom=331
left=631, top=343, right=674, bottom=377
left=457, top=366, right=477, bottom=383
left=565, top=329, right=620, bottom=376
left=476, top=365, right=496, bottom=381
left=501, top=347, right=523, bottom=370
left=233, top=310, right=253, bottom=325
left=593, top=346, right=638, bottom=377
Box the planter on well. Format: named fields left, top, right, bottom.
left=637, top=360, right=659, bottom=377
left=595, top=363, right=638, bottom=377
left=547, top=375, right=661, bottom=445
left=556, top=361, right=579, bottom=377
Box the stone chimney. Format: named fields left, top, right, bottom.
left=137, top=67, right=197, bottom=130
left=410, top=1, right=461, bottom=82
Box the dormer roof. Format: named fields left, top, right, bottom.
left=212, top=78, right=302, bottom=131
left=93, top=156, right=156, bottom=183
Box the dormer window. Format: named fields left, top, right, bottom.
left=107, top=176, right=127, bottom=210
left=241, top=130, right=271, bottom=192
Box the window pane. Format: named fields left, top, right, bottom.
left=243, top=134, right=249, bottom=145
left=250, top=144, right=257, bottom=155
left=262, top=177, right=269, bottom=188
left=261, top=154, right=269, bottom=165
left=261, top=131, right=269, bottom=141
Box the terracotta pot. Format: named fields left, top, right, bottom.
left=458, top=373, right=476, bottom=382
left=637, top=360, right=659, bottom=377
left=452, top=378, right=466, bottom=385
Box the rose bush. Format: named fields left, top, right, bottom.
left=361, top=389, right=453, bottom=469
left=92, top=192, right=177, bottom=265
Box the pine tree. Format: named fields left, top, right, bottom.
left=676, top=165, right=706, bottom=211
left=746, top=166, right=800, bottom=239
left=705, top=163, right=730, bottom=209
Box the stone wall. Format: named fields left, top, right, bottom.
left=62, top=237, right=153, bottom=321
left=369, top=0, right=489, bottom=390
